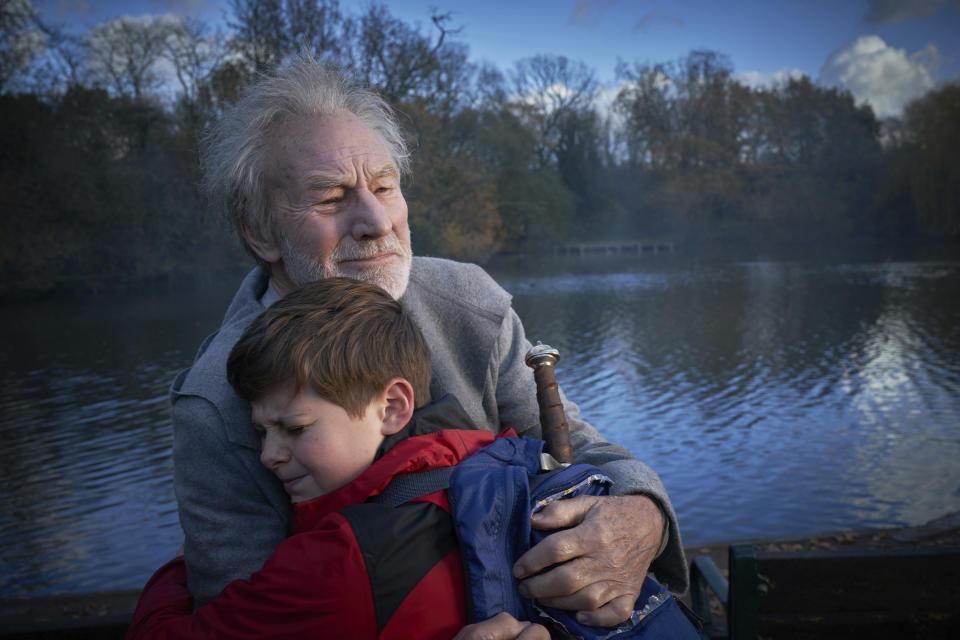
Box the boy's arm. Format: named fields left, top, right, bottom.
left=125, top=557, right=193, bottom=637
left=126, top=523, right=379, bottom=639
left=172, top=395, right=289, bottom=605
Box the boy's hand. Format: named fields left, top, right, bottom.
left=452, top=612, right=549, bottom=640
left=512, top=494, right=664, bottom=627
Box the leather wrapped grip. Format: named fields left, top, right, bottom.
left=532, top=364, right=573, bottom=463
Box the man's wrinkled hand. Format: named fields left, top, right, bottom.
left=452, top=612, right=550, bottom=640
left=512, top=494, right=664, bottom=627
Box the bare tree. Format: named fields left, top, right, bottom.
left=33, top=23, right=88, bottom=93
left=225, top=0, right=348, bottom=77
left=510, top=54, right=598, bottom=166
left=164, top=16, right=221, bottom=105
left=226, top=0, right=286, bottom=74
left=469, top=61, right=508, bottom=109
left=1, top=0, right=44, bottom=92
left=285, top=0, right=346, bottom=60
left=85, top=15, right=174, bottom=99
left=903, top=83, right=960, bottom=235
left=351, top=4, right=465, bottom=105
left=614, top=60, right=676, bottom=168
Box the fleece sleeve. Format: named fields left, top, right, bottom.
left=171, top=395, right=290, bottom=606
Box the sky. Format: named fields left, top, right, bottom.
left=33, top=0, right=960, bottom=118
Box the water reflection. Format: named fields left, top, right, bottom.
left=498, top=259, right=960, bottom=545
left=0, top=289, right=234, bottom=597
left=1, top=259, right=958, bottom=597
left=841, top=276, right=960, bottom=526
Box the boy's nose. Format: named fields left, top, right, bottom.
left=260, top=434, right=289, bottom=468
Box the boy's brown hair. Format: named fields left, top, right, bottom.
left=227, top=278, right=431, bottom=417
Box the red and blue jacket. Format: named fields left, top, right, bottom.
left=127, top=399, right=497, bottom=640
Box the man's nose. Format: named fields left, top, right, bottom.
left=349, top=190, right=392, bottom=240
left=260, top=433, right=289, bottom=468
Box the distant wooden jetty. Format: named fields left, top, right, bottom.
left=553, top=238, right=676, bottom=256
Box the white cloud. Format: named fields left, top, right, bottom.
left=633, top=11, right=683, bottom=31
left=53, top=0, right=92, bottom=18
left=595, top=82, right=622, bottom=113
left=864, top=0, right=957, bottom=24
left=736, top=67, right=806, bottom=89
left=513, top=81, right=580, bottom=107
left=569, top=0, right=619, bottom=27
left=817, top=35, right=938, bottom=118
left=149, top=0, right=210, bottom=12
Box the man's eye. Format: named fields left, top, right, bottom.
left=286, top=426, right=306, bottom=436
left=314, top=188, right=345, bottom=205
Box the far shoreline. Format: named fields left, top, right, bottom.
left=684, top=510, right=960, bottom=575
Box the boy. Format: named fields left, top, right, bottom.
left=127, top=278, right=545, bottom=639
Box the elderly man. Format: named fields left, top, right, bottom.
left=171, top=54, right=688, bottom=623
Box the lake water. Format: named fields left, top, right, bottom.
left=1, top=256, right=959, bottom=598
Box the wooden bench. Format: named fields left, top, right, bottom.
left=689, top=543, right=960, bottom=639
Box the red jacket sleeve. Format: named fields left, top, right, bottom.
left=125, top=557, right=193, bottom=639
left=126, top=515, right=378, bottom=640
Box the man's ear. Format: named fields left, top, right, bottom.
left=242, top=224, right=282, bottom=264
left=380, top=378, right=415, bottom=436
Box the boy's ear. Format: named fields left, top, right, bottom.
left=380, top=378, right=415, bottom=436
left=242, top=224, right=282, bottom=264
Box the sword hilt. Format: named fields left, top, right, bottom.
left=525, top=342, right=573, bottom=464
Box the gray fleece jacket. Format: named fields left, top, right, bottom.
left=170, top=257, right=687, bottom=605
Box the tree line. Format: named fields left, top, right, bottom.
left=1, top=0, right=957, bottom=297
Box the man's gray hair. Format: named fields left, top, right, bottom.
left=200, top=54, right=410, bottom=261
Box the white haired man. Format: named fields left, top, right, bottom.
left=172, top=54, right=688, bottom=625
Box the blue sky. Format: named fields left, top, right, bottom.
left=34, top=0, right=960, bottom=117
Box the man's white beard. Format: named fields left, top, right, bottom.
left=280, top=233, right=412, bottom=300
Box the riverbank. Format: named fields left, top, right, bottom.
left=684, top=510, right=960, bottom=575
left=2, top=512, right=958, bottom=639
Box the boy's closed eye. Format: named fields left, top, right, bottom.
left=252, top=423, right=310, bottom=438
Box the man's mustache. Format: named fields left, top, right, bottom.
left=332, top=236, right=407, bottom=262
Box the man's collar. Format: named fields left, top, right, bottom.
left=260, top=279, right=283, bottom=308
